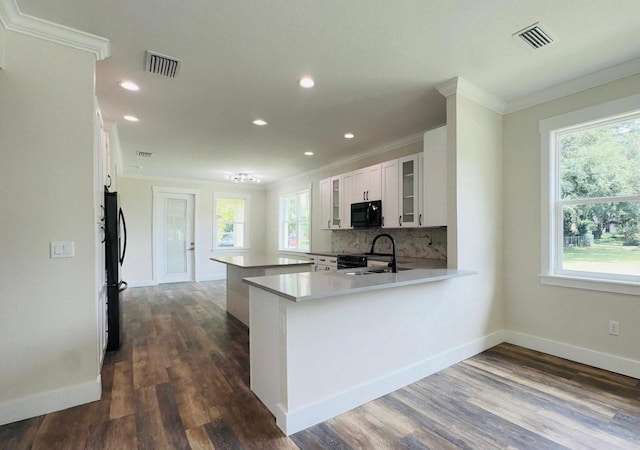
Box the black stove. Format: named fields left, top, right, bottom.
left=337, top=254, right=367, bottom=270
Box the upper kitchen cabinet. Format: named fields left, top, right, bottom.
left=354, top=163, right=381, bottom=203
left=341, top=171, right=354, bottom=229
left=381, top=159, right=399, bottom=228
left=419, top=126, right=447, bottom=227
left=382, top=154, right=420, bottom=228
left=320, top=175, right=349, bottom=229
left=399, top=154, right=420, bottom=227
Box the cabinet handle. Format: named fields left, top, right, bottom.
left=419, top=214, right=422, bottom=226
left=100, top=226, right=105, bottom=243
left=366, top=191, right=369, bottom=201
left=363, top=192, right=366, bottom=201
left=337, top=219, right=341, bottom=228
left=399, top=215, right=402, bottom=226
left=100, top=205, right=105, bottom=222
left=327, top=220, right=330, bottom=228
left=106, top=174, right=112, bottom=189
left=381, top=216, right=385, bottom=227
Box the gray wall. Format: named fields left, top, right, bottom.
left=503, top=73, right=640, bottom=363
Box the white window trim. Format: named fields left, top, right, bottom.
left=212, top=192, right=250, bottom=252
left=539, top=93, right=640, bottom=296
left=279, top=188, right=311, bottom=253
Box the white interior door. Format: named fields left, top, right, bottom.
left=156, top=192, right=195, bottom=283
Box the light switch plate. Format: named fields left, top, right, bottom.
left=51, top=241, right=74, bottom=258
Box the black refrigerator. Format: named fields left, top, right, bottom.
left=104, top=187, right=127, bottom=351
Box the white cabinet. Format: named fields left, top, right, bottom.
left=341, top=171, right=354, bottom=229
left=382, top=155, right=420, bottom=228
left=420, top=126, right=447, bottom=227
left=319, top=178, right=332, bottom=230
left=94, top=105, right=108, bottom=365
left=307, top=254, right=337, bottom=271
left=399, top=154, right=420, bottom=227
left=316, top=255, right=338, bottom=271
left=320, top=176, right=346, bottom=229
left=354, top=163, right=381, bottom=202
left=381, top=159, right=399, bottom=228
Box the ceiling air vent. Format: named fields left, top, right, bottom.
left=514, top=22, right=556, bottom=49
left=145, top=50, right=181, bottom=78
left=137, top=151, right=153, bottom=158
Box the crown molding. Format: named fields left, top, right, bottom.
left=504, top=57, right=640, bottom=114
left=265, top=130, right=426, bottom=188
left=120, top=173, right=267, bottom=190
left=0, top=0, right=109, bottom=60
left=437, top=77, right=506, bottom=114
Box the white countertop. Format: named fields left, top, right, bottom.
left=211, top=255, right=313, bottom=269
left=243, top=268, right=476, bottom=302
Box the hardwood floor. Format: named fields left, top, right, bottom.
left=1, top=281, right=639, bottom=449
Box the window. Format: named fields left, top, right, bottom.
left=280, top=189, right=310, bottom=252
left=540, top=94, right=640, bottom=294
left=214, top=194, right=249, bottom=249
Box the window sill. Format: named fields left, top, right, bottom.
left=540, top=274, right=640, bottom=296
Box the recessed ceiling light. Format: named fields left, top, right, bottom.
left=252, top=119, right=268, bottom=126
left=123, top=115, right=139, bottom=122
left=344, top=133, right=355, bottom=139
left=299, top=77, right=315, bottom=88
left=118, top=81, right=140, bottom=91
left=304, top=151, right=314, bottom=156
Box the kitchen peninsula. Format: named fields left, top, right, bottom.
left=211, top=255, right=312, bottom=326
left=244, top=267, right=475, bottom=435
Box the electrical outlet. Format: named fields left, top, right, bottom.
left=608, top=320, right=620, bottom=336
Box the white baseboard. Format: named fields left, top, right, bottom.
left=0, top=376, right=102, bottom=426
left=504, top=330, right=640, bottom=379
left=127, top=279, right=158, bottom=287
left=278, top=330, right=505, bottom=435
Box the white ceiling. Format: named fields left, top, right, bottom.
left=16, top=0, right=640, bottom=185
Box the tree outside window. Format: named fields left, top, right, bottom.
left=214, top=195, right=248, bottom=249
left=280, top=190, right=310, bottom=252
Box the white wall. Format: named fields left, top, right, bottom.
left=0, top=31, right=100, bottom=423
left=0, top=21, right=5, bottom=69
left=119, top=177, right=267, bottom=285
left=445, top=92, right=505, bottom=337
left=265, top=139, right=424, bottom=255
left=503, top=74, right=640, bottom=368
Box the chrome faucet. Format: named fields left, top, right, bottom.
left=368, top=233, right=398, bottom=273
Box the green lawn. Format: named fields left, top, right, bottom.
left=563, top=239, right=640, bottom=275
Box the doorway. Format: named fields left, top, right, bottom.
left=153, top=187, right=197, bottom=284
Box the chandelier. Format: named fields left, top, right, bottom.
left=228, top=173, right=260, bottom=183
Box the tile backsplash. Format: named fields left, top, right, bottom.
left=332, top=227, right=447, bottom=260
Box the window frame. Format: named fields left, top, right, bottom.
left=540, top=93, right=640, bottom=295
left=212, top=192, right=250, bottom=252
left=279, top=188, right=311, bottom=253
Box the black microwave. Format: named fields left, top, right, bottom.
left=351, top=200, right=382, bottom=228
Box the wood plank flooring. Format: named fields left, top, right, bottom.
left=1, top=281, right=639, bottom=449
